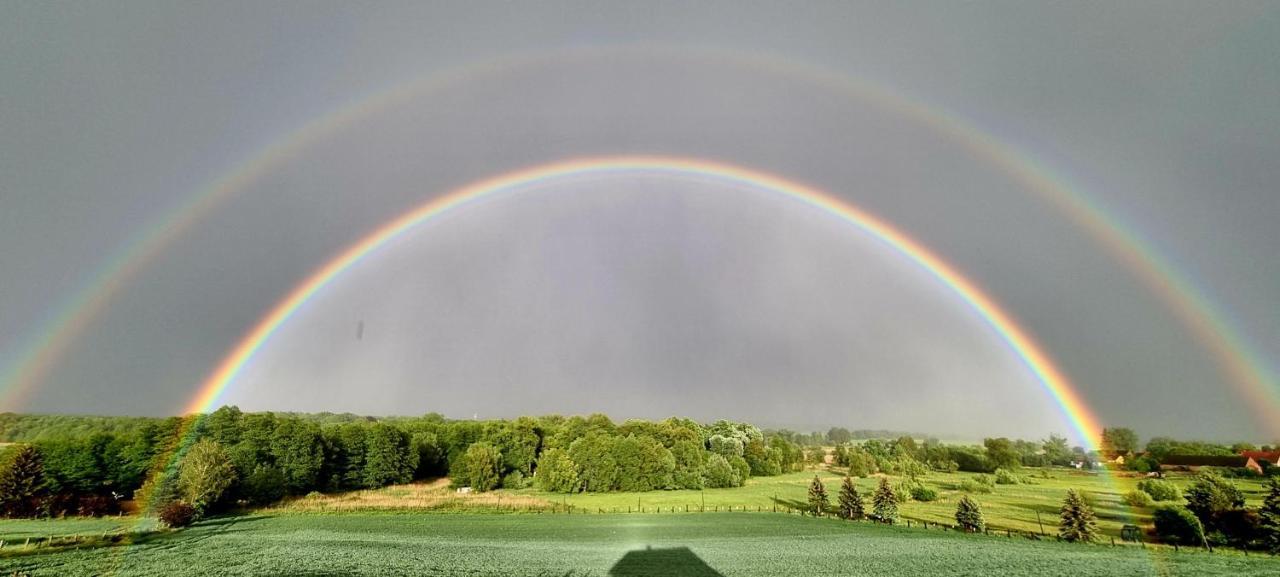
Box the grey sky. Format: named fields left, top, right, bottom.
left=1, top=2, right=1277, bottom=442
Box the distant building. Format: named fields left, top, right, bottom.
left=1160, top=455, right=1262, bottom=475
left=1239, top=450, right=1280, bottom=467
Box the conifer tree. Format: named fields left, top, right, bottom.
left=1058, top=488, right=1098, bottom=542
left=808, top=475, right=829, bottom=516
left=955, top=494, right=985, bottom=533
left=0, top=445, right=45, bottom=518
left=872, top=477, right=898, bottom=524
left=1261, top=477, right=1280, bottom=554
left=837, top=475, right=865, bottom=520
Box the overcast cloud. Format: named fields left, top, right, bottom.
left=1, top=2, right=1277, bottom=442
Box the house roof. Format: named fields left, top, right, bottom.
left=1160, top=455, right=1253, bottom=467
left=1239, top=450, right=1280, bottom=463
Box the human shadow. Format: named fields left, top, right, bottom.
left=608, top=546, right=724, bottom=577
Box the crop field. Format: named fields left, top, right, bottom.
left=3, top=512, right=1277, bottom=576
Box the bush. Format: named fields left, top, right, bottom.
left=533, top=448, right=580, bottom=493
left=994, top=468, right=1020, bottom=485
left=959, top=479, right=993, bottom=494
left=501, top=470, right=528, bottom=490
left=75, top=494, right=118, bottom=517
left=158, top=501, right=197, bottom=528
left=1153, top=506, right=1204, bottom=546
left=703, top=453, right=739, bottom=489
left=455, top=443, right=502, bottom=492
left=1137, top=478, right=1180, bottom=502
left=930, top=458, right=959, bottom=473
left=973, top=474, right=994, bottom=487
left=1123, top=490, right=1154, bottom=508
left=910, top=485, right=939, bottom=502
left=241, top=464, right=287, bottom=505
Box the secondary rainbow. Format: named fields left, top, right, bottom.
left=190, top=156, right=1105, bottom=448
left=4, top=47, right=1273, bottom=436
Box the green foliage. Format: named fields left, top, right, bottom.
left=568, top=434, right=619, bottom=492
left=1136, top=478, right=1180, bottom=501
left=501, top=470, right=528, bottom=490
left=955, top=494, right=985, bottom=532
left=1184, top=471, right=1244, bottom=533
left=807, top=475, right=829, bottom=516
left=669, top=440, right=706, bottom=490
left=178, top=439, right=236, bottom=513
left=743, top=439, right=783, bottom=476
left=0, top=445, right=46, bottom=517
left=836, top=476, right=864, bottom=520
left=993, top=468, right=1021, bottom=485
left=456, top=442, right=502, bottom=492
left=533, top=448, right=579, bottom=493
left=1100, top=427, right=1139, bottom=456
left=269, top=418, right=324, bottom=494
left=872, top=477, right=898, bottom=524
left=1041, top=435, right=1072, bottom=467
left=707, top=435, right=744, bottom=458
left=1058, top=489, right=1098, bottom=543
left=241, top=464, right=286, bottom=505
left=361, top=423, right=417, bottom=488
left=1153, top=506, right=1205, bottom=546
left=929, top=458, right=959, bottom=473
left=1260, top=478, right=1280, bottom=554
left=728, top=455, right=751, bottom=486
left=983, top=438, right=1020, bottom=470
left=844, top=449, right=876, bottom=477
left=703, top=453, right=739, bottom=488
left=894, top=456, right=926, bottom=482
left=910, top=485, right=938, bottom=502
left=612, top=435, right=675, bottom=492
left=1122, top=490, right=1154, bottom=508
left=959, top=479, right=992, bottom=494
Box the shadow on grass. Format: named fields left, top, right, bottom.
left=768, top=496, right=808, bottom=512
left=609, top=546, right=724, bottom=577
left=0, top=514, right=273, bottom=559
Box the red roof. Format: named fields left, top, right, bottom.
left=1240, top=450, right=1280, bottom=463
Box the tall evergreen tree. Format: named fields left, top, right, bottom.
left=808, top=475, right=829, bottom=516
left=837, top=475, right=865, bottom=520
left=1059, top=489, right=1098, bottom=542
left=955, top=494, right=985, bottom=533
left=872, top=477, right=898, bottom=524
left=1261, top=477, right=1280, bottom=554
left=0, top=445, right=45, bottom=518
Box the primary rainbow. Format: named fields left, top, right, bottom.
left=4, top=47, right=1274, bottom=437
left=190, top=156, right=1105, bottom=448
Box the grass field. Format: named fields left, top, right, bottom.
left=4, top=512, right=1277, bottom=576
left=504, top=467, right=1271, bottom=540
left=263, top=467, right=1274, bottom=540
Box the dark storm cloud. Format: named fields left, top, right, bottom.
left=1, top=2, right=1276, bottom=441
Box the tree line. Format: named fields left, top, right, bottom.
left=0, top=408, right=805, bottom=523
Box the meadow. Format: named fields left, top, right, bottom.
left=268, top=467, right=1273, bottom=541
left=4, top=512, right=1277, bottom=576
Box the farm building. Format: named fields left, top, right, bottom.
left=1238, top=450, right=1280, bottom=467
left=1159, top=455, right=1262, bottom=474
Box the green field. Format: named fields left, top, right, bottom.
left=509, top=468, right=1272, bottom=539
left=266, top=467, right=1272, bottom=540
left=4, top=513, right=1277, bottom=576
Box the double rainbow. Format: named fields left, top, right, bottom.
left=189, top=156, right=1105, bottom=447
